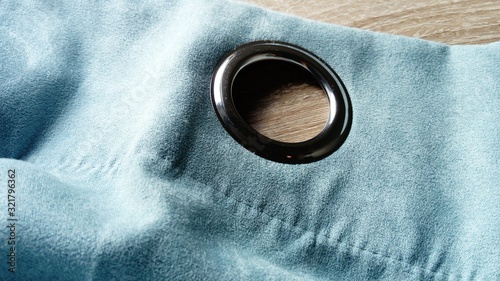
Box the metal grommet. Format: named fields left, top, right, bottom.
left=211, top=41, right=352, bottom=164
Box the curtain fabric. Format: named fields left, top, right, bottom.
left=1, top=0, right=499, bottom=279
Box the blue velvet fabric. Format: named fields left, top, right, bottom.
left=1, top=0, right=499, bottom=280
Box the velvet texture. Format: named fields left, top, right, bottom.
left=0, top=0, right=498, bottom=280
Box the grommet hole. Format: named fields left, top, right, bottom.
left=232, top=60, right=329, bottom=143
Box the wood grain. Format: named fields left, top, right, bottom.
left=239, top=0, right=499, bottom=143
left=232, top=60, right=329, bottom=143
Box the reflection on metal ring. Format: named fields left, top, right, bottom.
left=211, top=41, right=352, bottom=164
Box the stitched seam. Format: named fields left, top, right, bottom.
left=182, top=174, right=460, bottom=280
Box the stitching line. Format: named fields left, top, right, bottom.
left=182, top=174, right=459, bottom=280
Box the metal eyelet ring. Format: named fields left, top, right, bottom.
left=211, top=41, right=352, bottom=164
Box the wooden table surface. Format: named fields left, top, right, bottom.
left=240, top=0, right=500, bottom=143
